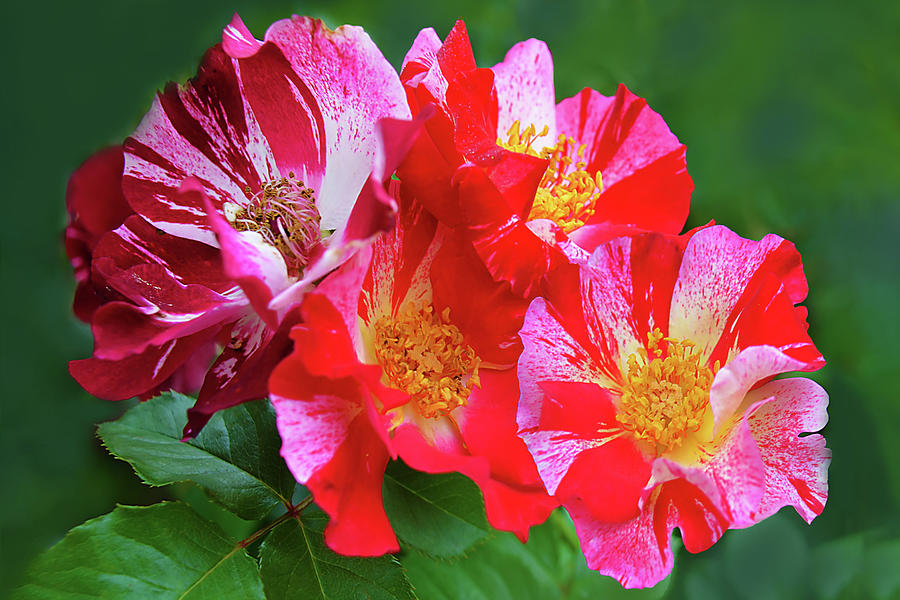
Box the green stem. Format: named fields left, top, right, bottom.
left=238, top=495, right=314, bottom=548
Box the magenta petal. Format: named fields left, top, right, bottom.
left=222, top=13, right=262, bottom=58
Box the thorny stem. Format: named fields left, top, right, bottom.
left=238, top=495, right=315, bottom=548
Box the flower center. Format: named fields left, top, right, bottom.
left=225, top=173, right=321, bottom=276
left=499, top=121, right=603, bottom=234
left=372, top=302, right=481, bottom=419
left=616, top=328, right=720, bottom=454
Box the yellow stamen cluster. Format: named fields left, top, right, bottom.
left=498, top=121, right=603, bottom=234
left=226, top=172, right=320, bottom=276
left=373, top=302, right=482, bottom=419
left=617, top=328, right=720, bottom=454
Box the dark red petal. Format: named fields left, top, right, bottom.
left=66, top=146, right=130, bottom=239
left=69, top=329, right=218, bottom=401
left=183, top=306, right=302, bottom=438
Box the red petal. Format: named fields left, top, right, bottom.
left=310, top=414, right=397, bottom=556
left=430, top=231, right=528, bottom=365
left=556, top=84, right=692, bottom=234
left=456, top=165, right=567, bottom=297
left=556, top=437, right=649, bottom=523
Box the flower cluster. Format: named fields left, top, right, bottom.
left=66, top=15, right=829, bottom=588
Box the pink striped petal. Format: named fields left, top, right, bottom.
left=401, top=27, right=442, bottom=74
left=746, top=377, right=830, bottom=523
left=669, top=225, right=808, bottom=360
left=581, top=237, right=650, bottom=376
left=709, top=345, right=813, bottom=431
left=651, top=405, right=766, bottom=528
left=272, top=379, right=366, bottom=485
left=491, top=38, right=557, bottom=148
left=555, top=84, right=691, bottom=234
left=517, top=297, right=613, bottom=432
left=263, top=17, right=410, bottom=231
left=231, top=42, right=326, bottom=189
left=123, top=45, right=274, bottom=245
left=568, top=496, right=675, bottom=589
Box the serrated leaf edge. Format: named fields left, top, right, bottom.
left=97, top=416, right=292, bottom=512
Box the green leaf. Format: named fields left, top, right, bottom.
left=402, top=509, right=671, bottom=600
left=98, top=392, right=296, bottom=520
left=259, top=507, right=416, bottom=600
left=381, top=461, right=491, bottom=559
left=14, top=502, right=264, bottom=600
left=403, top=532, right=559, bottom=600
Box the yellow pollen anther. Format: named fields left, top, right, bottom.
left=498, top=120, right=603, bottom=234
left=617, top=328, right=720, bottom=454
left=226, top=172, right=321, bottom=276
left=373, top=303, right=481, bottom=419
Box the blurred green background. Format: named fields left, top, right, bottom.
left=2, top=0, right=898, bottom=597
